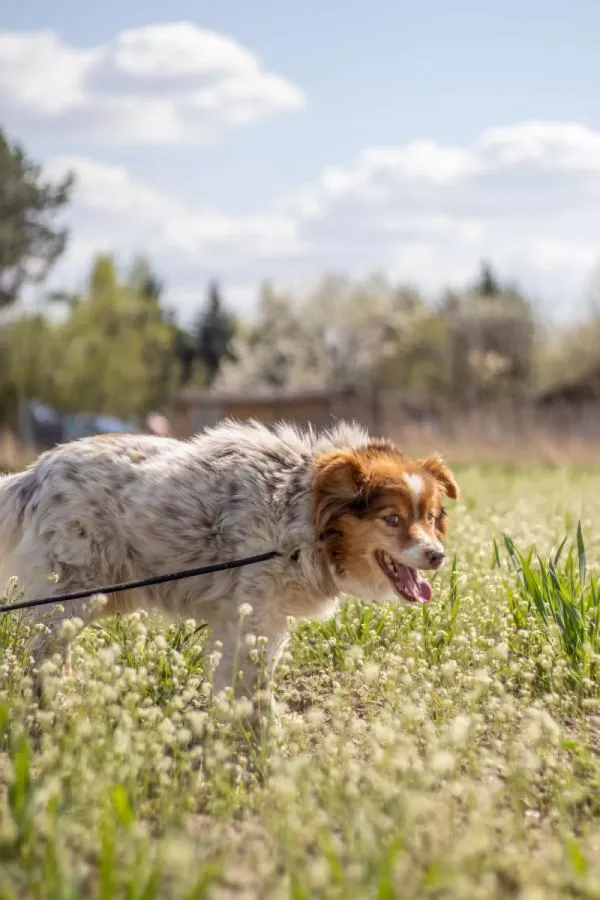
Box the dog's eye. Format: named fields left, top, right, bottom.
left=383, top=514, right=401, bottom=527
left=427, top=512, right=436, bottom=525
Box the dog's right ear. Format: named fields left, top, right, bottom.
left=312, top=450, right=365, bottom=535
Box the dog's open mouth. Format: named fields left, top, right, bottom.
left=375, top=551, right=433, bottom=604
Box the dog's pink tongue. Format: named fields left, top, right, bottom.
left=396, top=565, right=433, bottom=604
left=415, top=573, right=432, bottom=603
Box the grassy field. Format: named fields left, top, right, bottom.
left=1, top=465, right=600, bottom=899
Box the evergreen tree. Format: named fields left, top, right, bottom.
left=0, top=128, right=73, bottom=306
left=474, top=260, right=502, bottom=297
left=194, top=281, right=236, bottom=386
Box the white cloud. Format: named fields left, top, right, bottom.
left=44, top=121, right=600, bottom=318
left=0, top=23, right=305, bottom=145
left=283, top=121, right=600, bottom=309
left=43, top=155, right=302, bottom=318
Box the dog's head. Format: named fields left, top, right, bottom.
left=312, top=440, right=459, bottom=605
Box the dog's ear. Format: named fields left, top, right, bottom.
left=312, top=450, right=366, bottom=534
left=419, top=454, right=459, bottom=500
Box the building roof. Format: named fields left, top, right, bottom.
left=171, top=386, right=357, bottom=405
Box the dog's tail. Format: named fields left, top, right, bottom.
left=0, top=469, right=31, bottom=559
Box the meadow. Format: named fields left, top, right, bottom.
left=0, top=465, right=599, bottom=899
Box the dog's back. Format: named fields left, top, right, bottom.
left=0, top=424, right=318, bottom=608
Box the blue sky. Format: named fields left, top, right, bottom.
left=2, top=0, right=599, bottom=320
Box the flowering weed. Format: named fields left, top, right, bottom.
left=0, top=467, right=599, bottom=897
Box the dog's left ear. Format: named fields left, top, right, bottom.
left=419, top=454, right=459, bottom=500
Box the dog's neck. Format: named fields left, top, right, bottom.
left=273, top=463, right=340, bottom=601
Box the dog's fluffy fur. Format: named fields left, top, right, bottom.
left=0, top=419, right=458, bottom=700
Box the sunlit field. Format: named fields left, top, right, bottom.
left=1, top=465, right=600, bottom=899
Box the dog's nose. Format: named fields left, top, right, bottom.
left=425, top=548, right=445, bottom=567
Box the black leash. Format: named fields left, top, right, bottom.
left=0, top=550, right=285, bottom=616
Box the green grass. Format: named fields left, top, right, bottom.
left=496, top=523, right=600, bottom=693
left=0, top=466, right=600, bottom=898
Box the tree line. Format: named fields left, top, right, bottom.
left=1, top=125, right=598, bottom=428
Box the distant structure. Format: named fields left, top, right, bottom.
left=167, top=388, right=359, bottom=437
left=167, top=386, right=440, bottom=439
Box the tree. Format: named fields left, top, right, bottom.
left=0, top=128, right=73, bottom=307
left=52, top=255, right=176, bottom=419
left=473, top=260, right=502, bottom=297
left=0, top=254, right=182, bottom=428
left=193, top=281, right=237, bottom=386
left=215, top=269, right=538, bottom=414
left=443, top=273, right=537, bottom=408
left=0, top=312, right=62, bottom=428
left=90, top=254, right=118, bottom=299
left=215, top=275, right=434, bottom=395
left=538, top=266, right=600, bottom=388
left=216, top=280, right=333, bottom=391
left=172, top=326, right=197, bottom=388
left=126, top=254, right=195, bottom=400
left=127, top=254, right=164, bottom=304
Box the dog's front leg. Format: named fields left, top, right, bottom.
left=208, top=622, right=286, bottom=728
left=210, top=634, right=266, bottom=704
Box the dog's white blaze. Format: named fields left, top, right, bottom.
left=403, top=473, right=423, bottom=516
left=412, top=527, right=443, bottom=551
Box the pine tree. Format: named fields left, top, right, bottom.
left=194, top=281, right=236, bottom=385
left=0, top=128, right=73, bottom=306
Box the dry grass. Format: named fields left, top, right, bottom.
left=5, top=407, right=600, bottom=473
left=389, top=420, right=600, bottom=467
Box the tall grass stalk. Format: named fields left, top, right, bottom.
left=495, top=522, right=600, bottom=691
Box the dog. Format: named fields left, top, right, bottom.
left=0, top=419, right=458, bottom=707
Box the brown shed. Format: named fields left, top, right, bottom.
left=167, top=387, right=364, bottom=438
